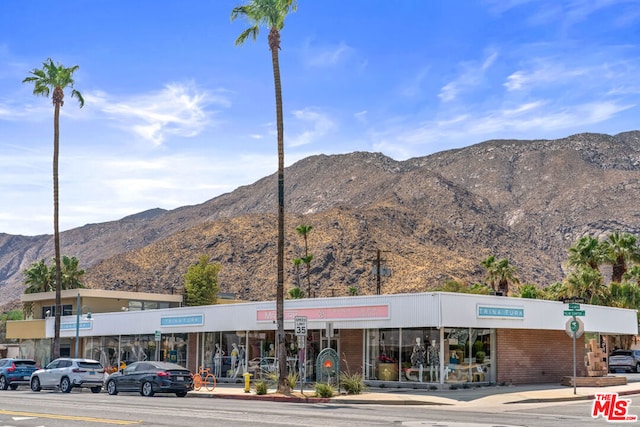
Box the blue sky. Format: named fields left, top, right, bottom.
left=1, top=0, right=639, bottom=236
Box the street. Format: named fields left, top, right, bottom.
left=0, top=388, right=637, bottom=426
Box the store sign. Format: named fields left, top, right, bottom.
left=256, top=304, right=389, bottom=322
left=160, top=314, right=204, bottom=327
left=61, top=321, right=92, bottom=330
left=477, top=305, right=524, bottom=319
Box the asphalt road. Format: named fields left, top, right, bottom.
left=0, top=387, right=637, bottom=427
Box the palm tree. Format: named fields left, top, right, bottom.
left=494, top=258, right=519, bottom=295
left=601, top=231, right=639, bottom=283
left=296, top=224, right=313, bottom=296
left=481, top=255, right=497, bottom=291
left=231, top=0, right=297, bottom=394
left=566, top=267, right=609, bottom=305
left=23, top=259, right=54, bottom=294
left=23, top=58, right=84, bottom=359
left=59, top=255, right=85, bottom=290
left=287, top=286, right=304, bottom=299
left=292, top=257, right=302, bottom=289
left=567, top=235, right=602, bottom=271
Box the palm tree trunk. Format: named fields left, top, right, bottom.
left=53, top=101, right=62, bottom=359
left=269, top=26, right=289, bottom=394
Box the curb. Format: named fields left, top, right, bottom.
left=189, top=391, right=330, bottom=404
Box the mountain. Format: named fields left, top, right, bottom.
left=2, top=131, right=640, bottom=310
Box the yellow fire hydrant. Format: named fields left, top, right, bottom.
left=243, top=372, right=252, bottom=393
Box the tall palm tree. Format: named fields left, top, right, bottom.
left=23, top=58, right=84, bottom=359
left=296, top=224, right=313, bottom=296
left=601, top=231, right=639, bottom=283
left=231, top=0, right=297, bottom=394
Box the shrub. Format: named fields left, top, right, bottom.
left=254, top=379, right=268, bottom=395
left=339, top=353, right=366, bottom=395
left=287, top=371, right=299, bottom=390
left=340, top=371, right=365, bottom=395
left=315, top=382, right=335, bottom=398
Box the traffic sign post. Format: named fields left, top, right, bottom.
left=563, top=303, right=586, bottom=395
left=294, top=316, right=307, bottom=394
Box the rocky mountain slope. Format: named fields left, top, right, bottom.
left=2, top=131, right=640, bottom=309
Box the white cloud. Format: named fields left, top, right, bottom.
left=438, top=50, right=498, bottom=102
left=505, top=61, right=588, bottom=91
left=86, top=82, right=229, bottom=146
left=303, top=41, right=352, bottom=67
left=288, top=108, right=336, bottom=147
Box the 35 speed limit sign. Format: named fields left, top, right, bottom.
left=295, top=316, right=307, bottom=336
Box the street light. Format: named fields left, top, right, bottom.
left=75, top=292, right=92, bottom=358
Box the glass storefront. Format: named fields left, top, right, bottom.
left=365, top=327, right=494, bottom=384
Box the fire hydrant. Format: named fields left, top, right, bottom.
left=243, top=372, right=252, bottom=393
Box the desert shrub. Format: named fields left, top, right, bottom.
left=340, top=371, right=365, bottom=395
left=315, top=382, right=335, bottom=398
left=254, top=379, right=268, bottom=395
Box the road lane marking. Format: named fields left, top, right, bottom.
left=0, top=409, right=141, bottom=425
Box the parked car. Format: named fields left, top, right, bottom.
left=104, top=361, right=193, bottom=397
left=30, top=358, right=104, bottom=393
left=609, top=349, right=640, bottom=373
left=0, top=358, right=39, bottom=390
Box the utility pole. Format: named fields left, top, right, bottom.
left=371, top=249, right=391, bottom=295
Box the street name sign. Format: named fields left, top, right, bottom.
left=563, top=310, right=585, bottom=316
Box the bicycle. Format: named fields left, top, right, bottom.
left=191, top=366, right=216, bottom=391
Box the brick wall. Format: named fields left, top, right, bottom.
left=496, top=329, right=586, bottom=384
left=340, top=329, right=363, bottom=374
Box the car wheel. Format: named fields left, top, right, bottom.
left=91, top=386, right=102, bottom=394
left=30, top=377, right=41, bottom=392
left=141, top=381, right=154, bottom=397
left=0, top=376, right=7, bottom=390
left=9, top=384, right=17, bottom=390
left=176, top=391, right=188, bottom=397
left=60, top=377, right=72, bottom=393
left=107, top=380, right=118, bottom=395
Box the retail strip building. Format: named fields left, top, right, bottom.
left=7, top=289, right=637, bottom=385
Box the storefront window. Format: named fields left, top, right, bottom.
left=444, top=328, right=492, bottom=384
left=366, top=328, right=399, bottom=381
left=400, top=328, right=440, bottom=382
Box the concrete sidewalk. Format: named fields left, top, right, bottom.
left=188, top=381, right=640, bottom=406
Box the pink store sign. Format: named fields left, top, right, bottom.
left=256, top=305, right=390, bottom=322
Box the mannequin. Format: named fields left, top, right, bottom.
left=234, top=344, right=245, bottom=377
left=230, top=343, right=239, bottom=377
left=268, top=343, right=275, bottom=357
left=410, top=337, right=426, bottom=382
left=214, top=343, right=224, bottom=377
left=428, top=339, right=440, bottom=382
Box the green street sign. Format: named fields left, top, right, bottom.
left=564, top=310, right=585, bottom=316
left=568, top=303, right=580, bottom=310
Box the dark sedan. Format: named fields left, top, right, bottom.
left=0, top=358, right=39, bottom=390
left=105, top=361, right=193, bottom=397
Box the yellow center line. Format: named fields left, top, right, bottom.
left=0, top=409, right=141, bottom=425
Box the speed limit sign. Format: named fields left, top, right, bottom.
left=295, top=316, right=307, bottom=336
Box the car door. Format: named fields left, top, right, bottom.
left=51, top=359, right=71, bottom=387
left=131, top=363, right=151, bottom=390
left=118, top=363, right=139, bottom=392
left=40, top=360, right=60, bottom=387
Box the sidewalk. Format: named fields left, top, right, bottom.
left=188, top=380, right=640, bottom=406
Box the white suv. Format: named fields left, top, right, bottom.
left=30, top=358, right=104, bottom=393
